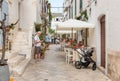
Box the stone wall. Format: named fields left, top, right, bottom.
left=20, top=0, right=37, bottom=28
left=107, top=50, right=120, bottom=81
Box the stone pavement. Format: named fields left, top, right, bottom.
left=13, top=45, right=111, bottom=81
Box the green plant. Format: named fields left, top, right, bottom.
left=47, top=3, right=52, bottom=21
left=39, top=33, right=44, bottom=40
left=49, top=27, right=55, bottom=34
left=62, top=34, right=66, bottom=39
left=76, top=10, right=88, bottom=21
left=34, top=22, right=41, bottom=32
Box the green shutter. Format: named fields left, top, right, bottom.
left=80, top=0, right=82, bottom=9
left=75, top=0, right=77, bottom=15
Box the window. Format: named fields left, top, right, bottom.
left=80, top=0, right=82, bottom=10
left=75, top=0, right=77, bottom=15
left=56, top=18, right=59, bottom=21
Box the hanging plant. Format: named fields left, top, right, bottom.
left=76, top=10, right=88, bottom=21
left=48, top=3, right=52, bottom=22
left=46, top=0, right=48, bottom=4
left=34, top=22, right=41, bottom=32
left=49, top=27, right=55, bottom=34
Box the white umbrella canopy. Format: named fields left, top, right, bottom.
left=56, top=19, right=95, bottom=30
left=56, top=30, right=76, bottom=34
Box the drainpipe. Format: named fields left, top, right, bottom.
left=18, top=0, right=24, bottom=30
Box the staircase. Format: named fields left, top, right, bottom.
left=6, top=29, right=33, bottom=76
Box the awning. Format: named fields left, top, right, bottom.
left=56, top=30, right=76, bottom=34
left=56, top=19, right=95, bottom=30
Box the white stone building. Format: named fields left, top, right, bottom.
left=63, top=0, right=120, bottom=81
left=84, top=1, right=120, bottom=81
left=2, top=0, right=37, bottom=29
left=0, top=0, right=44, bottom=76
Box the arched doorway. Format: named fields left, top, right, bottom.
left=100, top=15, right=106, bottom=68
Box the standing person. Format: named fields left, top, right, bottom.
left=45, top=34, right=50, bottom=49
left=61, top=39, right=66, bottom=51
left=34, top=31, right=41, bottom=62
left=54, top=36, right=57, bottom=44
left=51, top=36, right=54, bottom=44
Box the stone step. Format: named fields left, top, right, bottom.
left=12, top=45, right=28, bottom=49
left=12, top=43, right=28, bottom=46
left=12, top=45, right=28, bottom=48
left=13, top=40, right=28, bottom=42
left=15, top=34, right=27, bottom=39
left=8, top=55, right=26, bottom=75
left=7, top=30, right=31, bottom=76
left=12, top=48, right=29, bottom=52
left=5, top=51, right=18, bottom=59
left=0, top=51, right=17, bottom=59
left=12, top=58, right=30, bottom=76
left=12, top=41, right=28, bottom=44
left=8, top=55, right=25, bottom=71
left=18, top=50, right=31, bottom=59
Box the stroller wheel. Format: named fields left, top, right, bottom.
left=75, top=61, right=82, bottom=69
left=92, top=63, right=96, bottom=70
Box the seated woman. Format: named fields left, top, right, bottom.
left=72, top=39, right=78, bottom=49
left=69, top=38, right=72, bottom=46
left=76, top=41, right=85, bottom=49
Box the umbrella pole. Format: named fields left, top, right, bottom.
left=72, top=28, right=73, bottom=47
left=72, top=28, right=73, bottom=41
left=85, top=28, right=88, bottom=46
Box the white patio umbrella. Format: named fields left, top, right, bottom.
left=56, top=30, right=76, bottom=34
left=55, top=19, right=95, bottom=45
left=56, top=19, right=95, bottom=30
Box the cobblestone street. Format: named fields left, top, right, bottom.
left=14, top=45, right=111, bottom=81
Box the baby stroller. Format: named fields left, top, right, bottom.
left=74, top=47, right=96, bottom=70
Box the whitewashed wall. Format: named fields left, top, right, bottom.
left=107, top=0, right=120, bottom=51
left=8, top=0, right=19, bottom=26
left=85, top=1, right=120, bottom=80
left=20, top=0, right=37, bottom=28
left=8, top=0, right=39, bottom=28
left=76, top=0, right=80, bottom=17
left=36, top=0, right=42, bottom=24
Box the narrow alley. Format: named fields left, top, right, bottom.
left=14, top=45, right=111, bottom=81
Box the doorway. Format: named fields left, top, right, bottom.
left=100, top=15, right=106, bottom=68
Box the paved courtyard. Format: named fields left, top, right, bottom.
left=14, top=45, right=111, bottom=81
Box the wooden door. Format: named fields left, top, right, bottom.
left=100, top=15, right=106, bottom=68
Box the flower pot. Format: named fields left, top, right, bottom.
left=0, top=64, right=10, bottom=81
